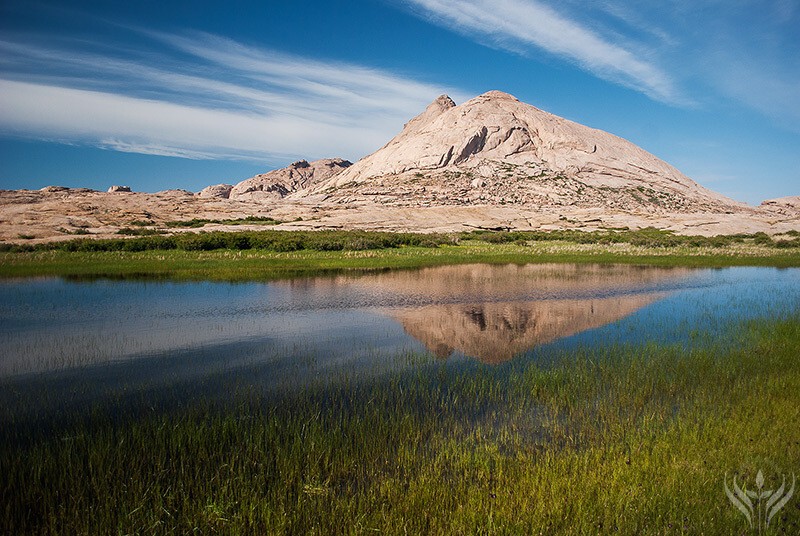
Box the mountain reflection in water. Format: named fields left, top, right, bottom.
left=393, top=295, right=664, bottom=364
left=1, top=263, right=696, bottom=376
left=281, top=263, right=691, bottom=363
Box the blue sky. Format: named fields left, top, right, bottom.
left=0, top=0, right=798, bottom=204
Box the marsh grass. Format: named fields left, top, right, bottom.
left=2, top=228, right=798, bottom=256
left=2, top=239, right=799, bottom=282
left=164, top=216, right=282, bottom=228
left=2, top=316, right=799, bottom=534
left=2, top=228, right=799, bottom=282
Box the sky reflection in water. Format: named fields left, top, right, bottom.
left=1, top=264, right=798, bottom=382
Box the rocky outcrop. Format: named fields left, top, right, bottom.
left=107, top=185, right=131, bottom=193
left=400, top=94, right=456, bottom=137
left=198, top=184, right=234, bottom=199
left=157, top=189, right=193, bottom=196
left=300, top=91, right=744, bottom=214
left=229, top=158, right=351, bottom=201
left=760, top=196, right=800, bottom=216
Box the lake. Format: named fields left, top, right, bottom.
left=1, top=264, right=798, bottom=385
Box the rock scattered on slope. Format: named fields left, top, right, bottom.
left=760, top=196, right=800, bottom=216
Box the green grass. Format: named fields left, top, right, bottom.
left=2, top=315, right=799, bottom=534
left=163, top=216, right=282, bottom=228
left=0, top=229, right=455, bottom=253
left=1, top=227, right=799, bottom=282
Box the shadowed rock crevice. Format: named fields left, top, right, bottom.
left=454, top=126, right=489, bottom=165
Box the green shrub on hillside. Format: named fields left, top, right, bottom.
left=1, top=228, right=797, bottom=254
left=0, top=230, right=457, bottom=253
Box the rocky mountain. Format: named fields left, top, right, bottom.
left=297, top=91, right=743, bottom=213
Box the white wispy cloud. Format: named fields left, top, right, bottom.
left=402, top=0, right=683, bottom=104
left=593, top=1, right=678, bottom=47
left=691, top=2, right=800, bottom=133
left=0, top=31, right=466, bottom=162
left=402, top=0, right=800, bottom=131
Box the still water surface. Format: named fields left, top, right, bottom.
left=1, top=264, right=798, bottom=384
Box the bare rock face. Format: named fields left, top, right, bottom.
left=301, top=91, right=744, bottom=213
left=198, top=184, right=234, bottom=199
left=157, top=189, right=194, bottom=196
left=760, top=196, right=800, bottom=216
left=230, top=158, right=351, bottom=200
left=400, top=94, right=456, bottom=137
left=107, top=185, right=131, bottom=193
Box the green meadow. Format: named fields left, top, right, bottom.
left=2, top=229, right=800, bottom=280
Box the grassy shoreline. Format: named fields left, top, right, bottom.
left=2, top=235, right=800, bottom=281
left=2, top=315, right=798, bottom=534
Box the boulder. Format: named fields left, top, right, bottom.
left=197, top=184, right=234, bottom=199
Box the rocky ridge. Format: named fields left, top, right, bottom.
left=760, top=196, right=800, bottom=216
left=228, top=158, right=351, bottom=200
